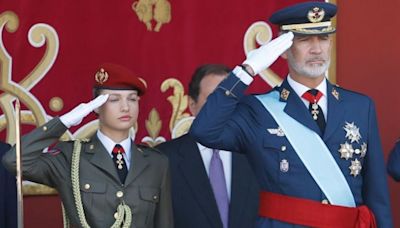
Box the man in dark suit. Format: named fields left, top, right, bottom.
left=0, top=141, right=17, bottom=228
left=190, top=2, right=392, bottom=227
left=157, top=64, right=259, bottom=228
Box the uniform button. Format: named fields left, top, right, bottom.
left=84, top=184, right=90, bottom=190
left=116, top=191, right=124, bottom=198
left=225, top=90, right=230, bottom=96
left=281, top=146, right=287, bottom=152
left=42, top=126, right=48, bottom=131
left=321, top=199, right=329, bottom=204
left=90, top=145, right=94, bottom=150
left=114, top=212, right=118, bottom=219
left=153, top=195, right=158, bottom=201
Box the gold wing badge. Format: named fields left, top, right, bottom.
left=132, top=0, right=171, bottom=32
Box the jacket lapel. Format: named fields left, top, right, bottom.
left=178, top=135, right=221, bottom=228
left=86, top=135, right=120, bottom=183
left=279, top=80, right=322, bottom=135
left=124, top=144, right=149, bottom=186
left=323, top=82, right=344, bottom=141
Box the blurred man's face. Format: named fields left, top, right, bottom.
left=285, top=34, right=332, bottom=78
left=189, top=73, right=227, bottom=116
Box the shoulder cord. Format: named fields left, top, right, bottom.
left=62, top=140, right=132, bottom=228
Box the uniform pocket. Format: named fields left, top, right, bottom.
left=139, top=187, right=160, bottom=225
left=79, top=179, right=107, bottom=220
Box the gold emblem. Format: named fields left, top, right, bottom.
left=280, top=89, right=290, bottom=101
left=349, top=159, right=362, bottom=177
left=332, top=88, right=339, bottom=100
left=308, top=7, right=325, bottom=23
left=132, top=0, right=172, bottom=32
left=95, top=68, right=109, bottom=85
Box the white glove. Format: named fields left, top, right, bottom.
left=243, top=32, right=294, bottom=75
left=60, top=94, right=109, bottom=128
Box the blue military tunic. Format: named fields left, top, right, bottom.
left=387, top=140, right=400, bottom=181
left=190, top=72, right=393, bottom=227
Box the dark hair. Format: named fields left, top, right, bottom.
left=188, top=64, right=230, bottom=102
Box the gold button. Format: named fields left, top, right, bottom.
left=114, top=212, right=118, bottom=219
left=84, top=184, right=90, bottom=190
left=281, top=146, right=287, bottom=152
left=116, top=191, right=124, bottom=198
left=153, top=195, right=158, bottom=201
left=321, top=199, right=329, bottom=204
left=42, top=126, right=48, bottom=131
left=225, top=90, right=230, bottom=96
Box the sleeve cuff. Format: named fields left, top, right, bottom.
left=232, top=66, right=254, bottom=85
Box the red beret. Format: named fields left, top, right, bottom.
left=94, top=63, right=147, bottom=95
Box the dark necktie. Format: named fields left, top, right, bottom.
left=209, top=149, right=229, bottom=228
left=112, top=144, right=128, bottom=183
left=302, top=89, right=326, bottom=134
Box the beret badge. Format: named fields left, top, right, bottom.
left=95, top=68, right=109, bottom=84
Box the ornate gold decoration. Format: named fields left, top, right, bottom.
left=161, top=78, right=190, bottom=132
left=171, top=116, right=194, bottom=139
left=142, top=108, right=165, bottom=147
left=132, top=0, right=171, bottom=32
left=95, top=68, right=108, bottom=84
left=49, top=97, right=64, bottom=112
left=22, top=182, right=57, bottom=195
left=308, top=7, right=325, bottom=23
left=244, top=21, right=282, bottom=87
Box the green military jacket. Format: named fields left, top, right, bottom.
left=2, top=118, right=173, bottom=228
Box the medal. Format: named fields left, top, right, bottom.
left=116, top=152, right=124, bottom=170
left=338, top=142, right=354, bottom=160
left=311, top=102, right=319, bottom=120
left=349, top=159, right=362, bottom=177
left=267, top=127, right=285, bottom=137
left=343, top=122, right=361, bottom=143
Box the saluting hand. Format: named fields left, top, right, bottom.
left=243, top=31, right=294, bottom=76
left=60, top=94, right=109, bottom=128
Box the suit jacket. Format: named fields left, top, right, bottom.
left=0, top=142, right=17, bottom=228
left=387, top=140, right=400, bottom=181
left=190, top=73, right=393, bottom=227
left=2, top=118, right=173, bottom=228
left=157, top=134, right=259, bottom=228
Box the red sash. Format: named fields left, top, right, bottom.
left=259, top=191, right=376, bottom=228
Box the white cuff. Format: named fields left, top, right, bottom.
left=232, top=66, right=254, bottom=85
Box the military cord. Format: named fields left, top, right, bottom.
left=62, top=203, right=70, bottom=228
left=62, top=140, right=132, bottom=228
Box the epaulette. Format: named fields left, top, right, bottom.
left=137, top=144, right=162, bottom=154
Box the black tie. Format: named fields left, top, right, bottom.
left=112, top=144, right=128, bottom=183
left=303, top=89, right=326, bottom=134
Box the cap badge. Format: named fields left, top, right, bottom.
left=280, top=89, right=290, bottom=101
left=308, top=7, right=325, bottom=23
left=95, top=68, right=109, bottom=84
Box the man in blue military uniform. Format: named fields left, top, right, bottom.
left=387, top=139, right=400, bottom=181
left=190, top=1, right=393, bottom=227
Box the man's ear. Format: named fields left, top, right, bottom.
left=188, top=97, right=196, bottom=116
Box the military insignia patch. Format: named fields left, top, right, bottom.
left=95, top=68, right=109, bottom=84
left=332, top=88, right=339, bottom=100
left=349, top=159, right=362, bottom=177
left=267, top=127, right=285, bottom=137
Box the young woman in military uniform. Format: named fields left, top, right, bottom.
left=2, top=63, right=173, bottom=228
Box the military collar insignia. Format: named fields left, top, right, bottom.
left=308, top=7, right=325, bottom=23
left=95, top=68, right=109, bottom=84
left=332, top=87, right=340, bottom=100
left=280, top=88, right=290, bottom=101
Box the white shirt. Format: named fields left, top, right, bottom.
left=197, top=143, right=232, bottom=200
left=287, top=75, right=328, bottom=120
left=97, top=130, right=132, bottom=170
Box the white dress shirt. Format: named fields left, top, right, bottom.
left=197, top=143, right=232, bottom=200
left=97, top=130, right=132, bottom=170
left=287, top=75, right=328, bottom=120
